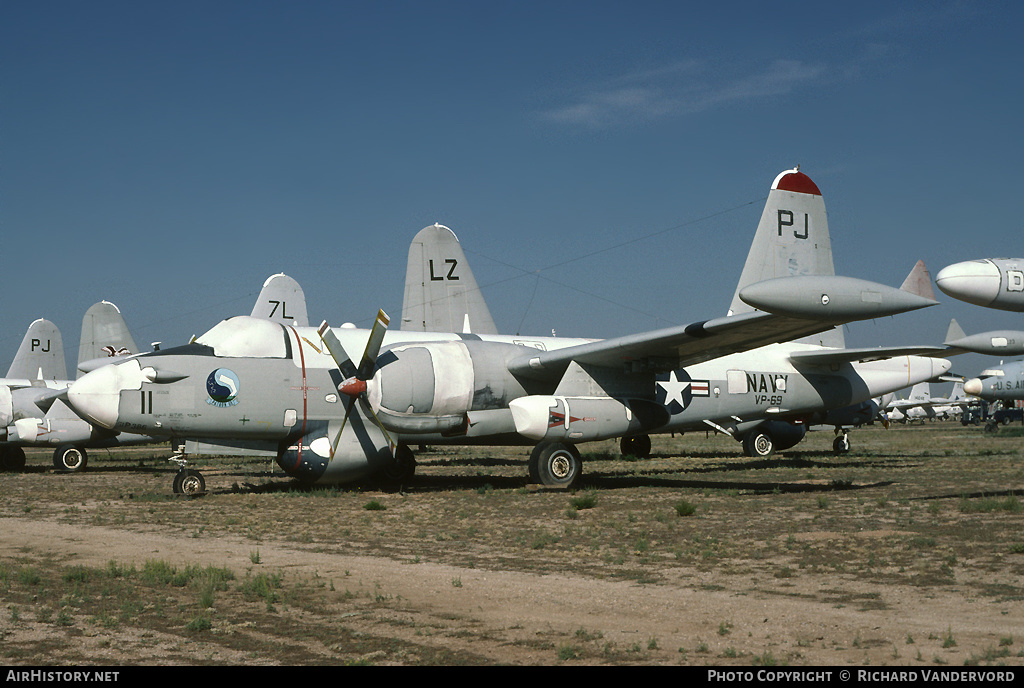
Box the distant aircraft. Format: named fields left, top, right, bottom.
left=0, top=302, right=158, bottom=473
left=936, top=258, right=1024, bottom=312
left=886, top=381, right=968, bottom=423
left=0, top=276, right=313, bottom=477
left=401, top=223, right=497, bottom=335
left=963, top=361, right=1024, bottom=402
left=64, top=168, right=948, bottom=492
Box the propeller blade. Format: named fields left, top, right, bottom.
left=319, top=310, right=395, bottom=460
left=357, top=310, right=390, bottom=379
left=362, top=397, right=396, bottom=453
left=328, top=397, right=355, bottom=458
left=317, top=321, right=358, bottom=379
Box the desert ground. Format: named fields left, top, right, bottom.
left=1, top=421, right=1022, bottom=666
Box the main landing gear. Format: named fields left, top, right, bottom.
left=53, top=444, right=88, bottom=472
left=742, top=429, right=775, bottom=458
left=619, top=434, right=652, bottom=459
left=379, top=444, right=417, bottom=483
left=529, top=441, right=582, bottom=488
left=0, top=446, right=26, bottom=472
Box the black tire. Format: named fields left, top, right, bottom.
left=380, top=444, right=416, bottom=483
left=530, top=443, right=582, bottom=488
left=0, top=446, right=26, bottom=472
left=832, top=436, right=850, bottom=454
left=620, top=434, right=652, bottom=459
left=173, top=469, right=206, bottom=496
left=53, top=445, right=88, bottom=473
left=743, top=430, right=774, bottom=458
left=528, top=443, right=545, bottom=483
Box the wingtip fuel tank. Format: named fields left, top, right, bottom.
left=936, top=258, right=1024, bottom=312
left=738, top=275, right=938, bottom=322
left=944, top=331, right=1024, bottom=356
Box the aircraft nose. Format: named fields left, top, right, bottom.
left=935, top=260, right=1000, bottom=307
left=67, top=363, right=130, bottom=429
left=963, top=378, right=983, bottom=396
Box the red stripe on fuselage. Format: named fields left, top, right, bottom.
left=287, top=325, right=308, bottom=471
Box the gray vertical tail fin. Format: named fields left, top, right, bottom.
left=401, top=223, right=497, bottom=335
left=949, top=380, right=965, bottom=402
left=77, top=301, right=138, bottom=378
left=728, top=168, right=842, bottom=347
left=8, top=319, right=66, bottom=381
left=251, top=273, right=309, bottom=327
left=908, top=382, right=931, bottom=403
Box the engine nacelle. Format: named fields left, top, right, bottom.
left=276, top=418, right=395, bottom=485
left=368, top=341, right=529, bottom=435
left=0, top=386, right=12, bottom=436
left=818, top=400, right=881, bottom=427
left=509, top=395, right=670, bottom=442
left=756, top=420, right=807, bottom=450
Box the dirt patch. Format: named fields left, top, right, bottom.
left=1, top=424, right=1023, bottom=665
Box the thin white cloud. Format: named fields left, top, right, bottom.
left=540, top=58, right=827, bottom=129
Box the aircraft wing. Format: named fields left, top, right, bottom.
left=508, top=311, right=849, bottom=380
left=788, top=345, right=951, bottom=366
left=507, top=274, right=938, bottom=380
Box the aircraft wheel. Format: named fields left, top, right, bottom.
left=832, top=435, right=850, bottom=454
left=743, top=430, right=774, bottom=458
left=173, top=469, right=206, bottom=496
left=528, top=444, right=544, bottom=483
left=0, top=446, right=26, bottom=472
left=53, top=445, right=88, bottom=473
left=380, top=445, right=416, bottom=483
left=531, top=442, right=581, bottom=488
left=620, top=434, right=652, bottom=459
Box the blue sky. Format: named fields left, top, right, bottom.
left=3, top=1, right=1022, bottom=384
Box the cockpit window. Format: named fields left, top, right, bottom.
left=195, top=316, right=289, bottom=359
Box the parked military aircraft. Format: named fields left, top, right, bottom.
left=399, top=185, right=944, bottom=457
left=0, top=302, right=157, bottom=472
left=964, top=361, right=1024, bottom=402
left=936, top=258, right=1024, bottom=312
left=886, top=381, right=968, bottom=423
left=64, top=168, right=949, bottom=492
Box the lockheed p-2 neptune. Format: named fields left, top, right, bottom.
left=64, top=169, right=950, bottom=492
